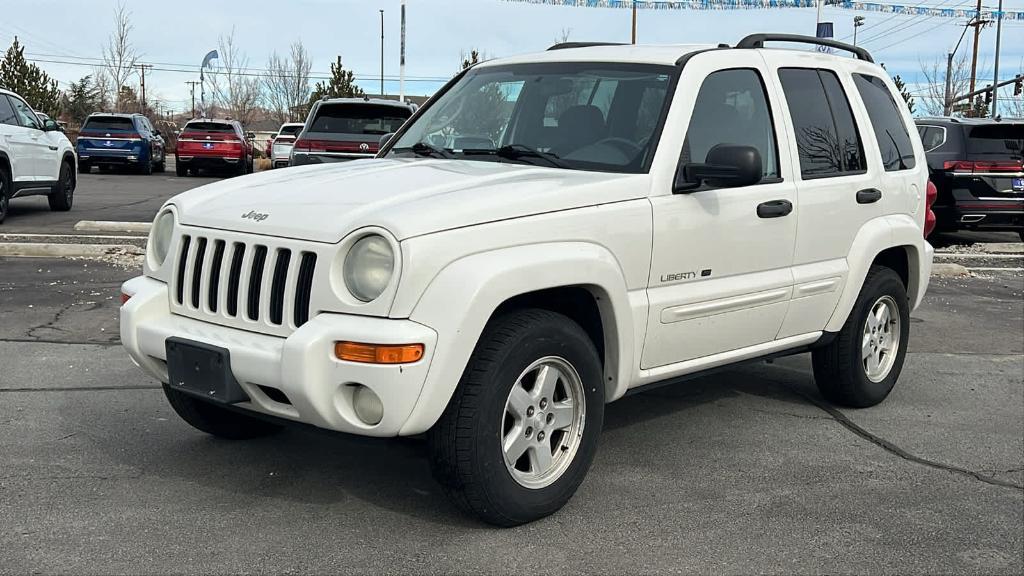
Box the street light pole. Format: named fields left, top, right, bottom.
left=991, top=0, right=1003, bottom=117
left=853, top=16, right=865, bottom=47
left=379, top=9, right=385, bottom=96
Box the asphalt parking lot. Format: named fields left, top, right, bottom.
left=0, top=170, right=1022, bottom=574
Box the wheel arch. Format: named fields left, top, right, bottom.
left=825, top=214, right=930, bottom=333
left=60, top=150, right=77, bottom=188
left=401, top=242, right=635, bottom=435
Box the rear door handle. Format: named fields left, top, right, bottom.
left=856, top=188, right=882, bottom=204
left=756, top=199, right=793, bottom=218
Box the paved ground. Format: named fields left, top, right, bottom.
left=0, top=253, right=1021, bottom=574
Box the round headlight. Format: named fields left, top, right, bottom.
left=343, top=235, right=394, bottom=302
left=148, top=210, right=175, bottom=270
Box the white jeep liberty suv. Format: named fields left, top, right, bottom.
left=121, top=34, right=934, bottom=526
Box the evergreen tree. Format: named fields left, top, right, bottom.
left=308, top=56, right=364, bottom=105
left=0, top=37, right=61, bottom=116
left=891, top=74, right=915, bottom=114
left=62, top=75, right=100, bottom=125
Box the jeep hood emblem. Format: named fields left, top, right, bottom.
left=241, top=210, right=269, bottom=222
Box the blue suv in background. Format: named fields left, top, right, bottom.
left=76, top=113, right=166, bottom=174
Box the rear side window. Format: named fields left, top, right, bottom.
left=0, top=96, right=16, bottom=126
left=966, top=124, right=1023, bottom=160
left=853, top=74, right=916, bottom=171
left=310, top=104, right=411, bottom=135
left=779, top=68, right=866, bottom=179
left=184, top=122, right=236, bottom=133
left=83, top=116, right=135, bottom=132
left=683, top=68, right=780, bottom=180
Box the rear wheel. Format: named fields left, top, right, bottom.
left=175, top=162, right=187, bottom=177
left=163, top=384, right=282, bottom=439
left=154, top=153, right=166, bottom=173
left=428, top=309, right=604, bottom=526
left=812, top=266, right=910, bottom=408
left=77, top=162, right=91, bottom=174
left=47, top=161, right=74, bottom=211
left=139, top=157, right=153, bottom=175
left=0, top=166, right=10, bottom=224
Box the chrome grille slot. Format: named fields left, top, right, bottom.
left=170, top=230, right=320, bottom=336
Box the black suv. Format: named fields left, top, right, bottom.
left=76, top=113, right=166, bottom=174
left=290, top=98, right=414, bottom=166
left=915, top=117, right=1023, bottom=238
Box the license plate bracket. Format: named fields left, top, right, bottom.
left=165, top=337, right=248, bottom=404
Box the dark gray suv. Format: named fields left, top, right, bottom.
left=290, top=98, right=414, bottom=166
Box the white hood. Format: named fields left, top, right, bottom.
left=171, top=159, right=647, bottom=243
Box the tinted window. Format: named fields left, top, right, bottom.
left=279, top=125, right=303, bottom=136
left=0, top=96, right=16, bottom=126
left=310, top=104, right=411, bottom=135
left=779, top=68, right=866, bottom=178
left=918, top=126, right=946, bottom=152
left=83, top=116, right=135, bottom=132
left=683, top=68, right=779, bottom=180
left=966, top=124, right=1023, bottom=160
left=8, top=96, right=41, bottom=130
left=853, top=74, right=916, bottom=171
left=183, top=121, right=236, bottom=133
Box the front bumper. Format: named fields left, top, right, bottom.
left=120, top=276, right=438, bottom=437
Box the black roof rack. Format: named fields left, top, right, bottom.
left=547, top=42, right=627, bottom=51
left=736, top=33, right=874, bottom=63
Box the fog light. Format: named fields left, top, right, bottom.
left=352, top=385, right=383, bottom=425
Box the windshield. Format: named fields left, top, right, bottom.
left=309, top=104, right=410, bottom=135
left=387, top=62, right=676, bottom=173
left=83, top=116, right=135, bottom=132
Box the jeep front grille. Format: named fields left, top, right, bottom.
left=172, top=233, right=318, bottom=334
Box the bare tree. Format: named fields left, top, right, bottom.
left=263, top=41, right=312, bottom=125
left=102, top=1, right=138, bottom=112
left=919, top=52, right=989, bottom=117
left=92, top=67, right=114, bottom=111
left=555, top=28, right=572, bottom=44
left=207, top=28, right=262, bottom=126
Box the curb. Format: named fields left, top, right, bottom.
left=74, top=220, right=152, bottom=234
left=930, top=263, right=971, bottom=278
left=0, top=242, right=144, bottom=259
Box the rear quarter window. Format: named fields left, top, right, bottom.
left=852, top=74, right=916, bottom=171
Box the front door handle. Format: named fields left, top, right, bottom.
left=757, top=199, right=793, bottom=218
left=856, top=188, right=882, bottom=204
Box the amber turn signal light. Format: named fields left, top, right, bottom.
left=335, top=342, right=424, bottom=364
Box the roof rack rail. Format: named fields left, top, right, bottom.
left=547, top=42, right=626, bottom=51
left=736, top=33, right=874, bottom=63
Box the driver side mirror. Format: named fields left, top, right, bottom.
left=43, top=119, right=60, bottom=132
left=674, top=144, right=763, bottom=193
left=379, top=132, right=395, bottom=149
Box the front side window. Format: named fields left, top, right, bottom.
left=779, top=68, right=866, bottom=179
left=8, top=96, right=40, bottom=130
left=388, top=62, right=677, bottom=174
left=853, top=74, right=916, bottom=171
left=682, top=68, right=779, bottom=180
left=309, top=104, right=411, bottom=136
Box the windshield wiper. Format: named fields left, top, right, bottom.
left=393, top=141, right=454, bottom=159
left=462, top=144, right=568, bottom=168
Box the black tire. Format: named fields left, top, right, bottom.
left=812, top=266, right=910, bottom=408
left=0, top=165, right=10, bottom=225
left=154, top=154, right=166, bottom=173
left=139, top=156, right=153, bottom=175
left=236, top=158, right=247, bottom=176
left=77, top=162, right=90, bottom=174
left=163, top=384, right=282, bottom=440
left=98, top=164, right=112, bottom=173
left=428, top=309, right=604, bottom=526
left=175, top=162, right=187, bottom=177
left=47, top=160, right=74, bottom=212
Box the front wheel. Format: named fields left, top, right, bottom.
left=0, top=167, right=10, bottom=224
left=812, top=266, right=910, bottom=408
left=163, top=384, right=282, bottom=439
left=428, top=309, right=604, bottom=526
left=47, top=161, right=74, bottom=211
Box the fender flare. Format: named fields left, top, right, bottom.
left=825, top=215, right=927, bottom=333
left=399, top=241, right=635, bottom=435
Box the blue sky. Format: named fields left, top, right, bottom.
left=2, top=0, right=1022, bottom=115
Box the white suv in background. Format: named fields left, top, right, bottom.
left=270, top=122, right=304, bottom=168
left=0, top=88, right=76, bottom=223
left=121, top=34, right=934, bottom=526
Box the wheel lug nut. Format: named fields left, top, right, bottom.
left=526, top=406, right=534, bottom=417
left=537, top=431, right=545, bottom=441
left=525, top=426, right=533, bottom=437
left=540, top=398, right=548, bottom=409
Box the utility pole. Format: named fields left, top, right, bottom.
left=134, top=64, right=154, bottom=110
left=967, top=0, right=986, bottom=97
left=991, top=0, right=1003, bottom=117
left=853, top=16, right=865, bottom=47
left=631, top=0, right=637, bottom=44
left=378, top=8, right=385, bottom=96
left=943, top=21, right=973, bottom=115
left=400, top=0, right=406, bottom=103
left=185, top=81, right=199, bottom=118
